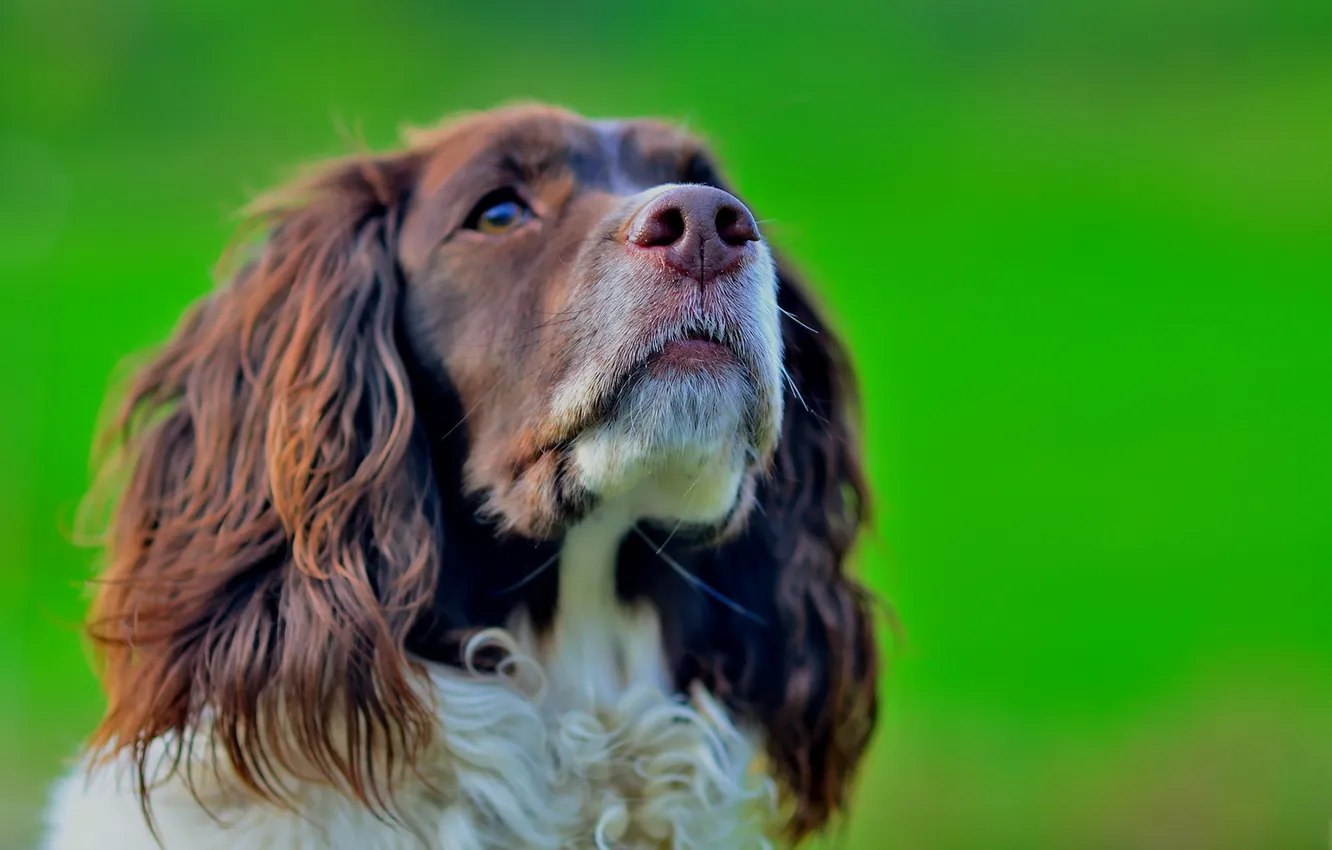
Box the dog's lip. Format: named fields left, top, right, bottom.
left=649, top=323, right=730, bottom=355
left=675, top=327, right=727, bottom=345
left=647, top=336, right=736, bottom=373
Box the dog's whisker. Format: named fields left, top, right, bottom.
left=779, top=306, right=818, bottom=335
left=647, top=467, right=709, bottom=554
left=437, top=374, right=513, bottom=440
left=489, top=552, right=560, bottom=597
left=782, top=365, right=809, bottom=412
left=634, top=526, right=766, bottom=626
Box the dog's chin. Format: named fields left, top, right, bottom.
left=569, top=362, right=760, bottom=526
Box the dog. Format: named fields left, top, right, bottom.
left=43, top=104, right=879, bottom=849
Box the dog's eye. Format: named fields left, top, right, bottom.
left=463, top=188, right=533, bottom=234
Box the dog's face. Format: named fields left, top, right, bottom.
left=396, top=107, right=783, bottom=536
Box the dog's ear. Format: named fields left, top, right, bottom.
left=756, top=261, right=878, bottom=840
left=87, top=149, right=442, bottom=814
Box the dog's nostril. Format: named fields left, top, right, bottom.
left=715, top=204, right=759, bottom=247
left=632, top=206, right=686, bottom=248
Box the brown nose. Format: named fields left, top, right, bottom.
left=625, top=185, right=760, bottom=283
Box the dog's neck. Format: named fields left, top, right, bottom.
left=536, top=498, right=672, bottom=707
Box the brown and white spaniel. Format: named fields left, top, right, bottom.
left=44, top=104, right=879, bottom=850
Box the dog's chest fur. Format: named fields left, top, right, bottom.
left=44, top=509, right=774, bottom=850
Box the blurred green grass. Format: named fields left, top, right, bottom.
left=1, top=1, right=1330, bottom=847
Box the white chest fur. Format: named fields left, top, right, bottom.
left=43, top=508, right=774, bottom=850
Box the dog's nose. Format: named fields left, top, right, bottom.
left=626, top=185, right=759, bottom=283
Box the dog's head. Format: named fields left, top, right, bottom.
left=88, top=104, right=878, bottom=841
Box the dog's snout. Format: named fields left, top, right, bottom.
left=626, top=185, right=759, bottom=282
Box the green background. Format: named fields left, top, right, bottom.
left=2, top=1, right=1329, bottom=847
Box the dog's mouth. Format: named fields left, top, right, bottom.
left=532, top=319, right=759, bottom=462
left=580, top=321, right=744, bottom=424
left=645, top=327, right=736, bottom=375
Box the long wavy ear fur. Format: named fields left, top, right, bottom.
left=86, top=150, right=438, bottom=816
left=757, top=262, right=879, bottom=841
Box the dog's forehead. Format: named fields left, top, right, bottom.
left=586, top=118, right=703, bottom=194
left=417, top=109, right=702, bottom=196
